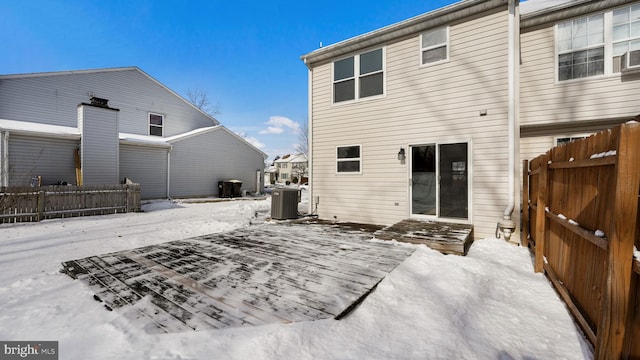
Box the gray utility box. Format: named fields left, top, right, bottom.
left=271, top=188, right=300, bottom=220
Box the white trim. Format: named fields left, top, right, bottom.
left=419, top=26, right=450, bottom=67
left=148, top=112, right=165, bottom=137
left=308, top=67, right=314, bottom=214
left=332, top=47, right=386, bottom=105
left=335, top=144, right=362, bottom=174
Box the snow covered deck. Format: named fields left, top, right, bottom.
left=61, top=223, right=414, bottom=333
left=375, top=219, right=474, bottom=256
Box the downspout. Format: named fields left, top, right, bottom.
left=167, top=145, right=173, bottom=200
left=304, top=58, right=315, bottom=215
left=1, top=131, right=9, bottom=187
left=497, top=0, right=519, bottom=241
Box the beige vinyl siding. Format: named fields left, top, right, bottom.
left=311, top=9, right=510, bottom=239
left=521, top=26, right=640, bottom=126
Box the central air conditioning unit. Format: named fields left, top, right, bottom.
left=271, top=188, right=300, bottom=220
left=621, top=50, right=640, bottom=71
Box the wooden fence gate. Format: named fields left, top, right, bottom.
left=522, top=122, right=640, bottom=359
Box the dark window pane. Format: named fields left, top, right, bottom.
left=558, top=65, right=571, bottom=81
left=360, top=48, right=382, bottom=75
left=573, top=63, right=588, bottom=78
left=359, top=72, right=383, bottom=98
left=334, top=57, right=354, bottom=81
left=334, top=80, right=355, bottom=102
left=422, top=46, right=447, bottom=64
left=149, top=114, right=163, bottom=125
left=149, top=126, right=163, bottom=136
left=337, top=160, right=360, bottom=172
left=337, top=146, right=360, bottom=159
left=573, top=50, right=587, bottom=65
left=588, top=60, right=604, bottom=76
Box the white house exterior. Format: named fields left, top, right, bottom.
left=301, top=0, right=640, bottom=241
left=301, top=0, right=518, bottom=240
left=274, top=153, right=308, bottom=184
left=519, top=0, right=640, bottom=161
left=0, top=67, right=267, bottom=199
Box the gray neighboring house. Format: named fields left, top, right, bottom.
left=0, top=67, right=267, bottom=199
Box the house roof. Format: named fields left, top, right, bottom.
left=0, top=66, right=220, bottom=126
left=300, top=0, right=508, bottom=67
left=520, top=0, right=635, bottom=28
left=274, top=153, right=307, bottom=163
left=0, top=118, right=80, bottom=139
left=0, top=118, right=268, bottom=159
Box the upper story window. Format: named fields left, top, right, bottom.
left=556, top=4, right=640, bottom=81
left=149, top=113, right=164, bottom=137
left=336, top=145, right=361, bottom=173
left=333, top=48, right=384, bottom=103
left=421, top=27, right=448, bottom=65
left=557, top=14, right=604, bottom=80
left=612, top=4, right=640, bottom=72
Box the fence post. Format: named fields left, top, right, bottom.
left=522, top=160, right=530, bottom=248
left=534, top=154, right=548, bottom=273
left=36, top=190, right=45, bottom=222
left=595, top=123, right=640, bottom=359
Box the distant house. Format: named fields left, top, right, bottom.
left=274, top=153, right=308, bottom=184
left=0, top=67, right=267, bottom=199
left=300, top=0, right=640, bottom=241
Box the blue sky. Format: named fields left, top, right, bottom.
left=1, top=0, right=459, bottom=160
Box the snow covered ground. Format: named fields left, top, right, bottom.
left=0, top=195, right=592, bottom=359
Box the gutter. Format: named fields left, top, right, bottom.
left=301, top=0, right=508, bottom=66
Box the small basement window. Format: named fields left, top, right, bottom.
left=336, top=145, right=361, bottom=173
left=149, top=113, right=164, bottom=137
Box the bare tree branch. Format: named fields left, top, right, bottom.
left=295, top=120, right=308, bottom=155
left=186, top=88, right=221, bottom=117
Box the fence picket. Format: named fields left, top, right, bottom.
left=0, top=184, right=141, bottom=224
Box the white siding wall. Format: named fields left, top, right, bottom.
left=310, top=9, right=511, bottom=239
left=8, top=135, right=78, bottom=186
left=79, top=105, right=119, bottom=185
left=169, top=128, right=265, bottom=198
left=120, top=144, right=168, bottom=199
left=0, top=69, right=215, bottom=136
left=520, top=26, right=640, bottom=127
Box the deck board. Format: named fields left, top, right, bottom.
left=61, top=223, right=414, bottom=333
left=374, top=219, right=474, bottom=255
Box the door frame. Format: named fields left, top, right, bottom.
left=408, top=139, right=473, bottom=224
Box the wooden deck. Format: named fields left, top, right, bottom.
left=374, top=219, right=474, bottom=256
left=61, top=223, right=414, bottom=333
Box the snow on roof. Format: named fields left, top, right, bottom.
left=118, top=133, right=172, bottom=148
left=520, top=0, right=583, bottom=16
left=274, top=153, right=307, bottom=163
left=0, top=118, right=80, bottom=139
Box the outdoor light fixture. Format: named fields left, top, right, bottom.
left=397, top=147, right=406, bottom=161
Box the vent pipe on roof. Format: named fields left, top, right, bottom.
left=497, top=0, right=519, bottom=242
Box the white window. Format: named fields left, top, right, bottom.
left=612, top=4, right=640, bottom=72
left=556, top=4, right=640, bottom=80
left=557, top=14, right=604, bottom=80
left=281, top=173, right=289, bottom=180
left=336, top=145, right=361, bottom=173
left=149, top=113, right=164, bottom=137
left=333, top=48, right=384, bottom=103
left=421, top=27, right=448, bottom=65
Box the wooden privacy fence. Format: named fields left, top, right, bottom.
left=0, top=184, right=141, bottom=224
left=523, top=122, right=640, bottom=360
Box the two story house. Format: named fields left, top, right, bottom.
left=0, top=67, right=267, bottom=199
left=274, top=153, right=308, bottom=184
left=301, top=0, right=518, bottom=240
left=301, top=0, right=640, bottom=241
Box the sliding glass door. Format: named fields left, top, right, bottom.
left=410, top=142, right=468, bottom=220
